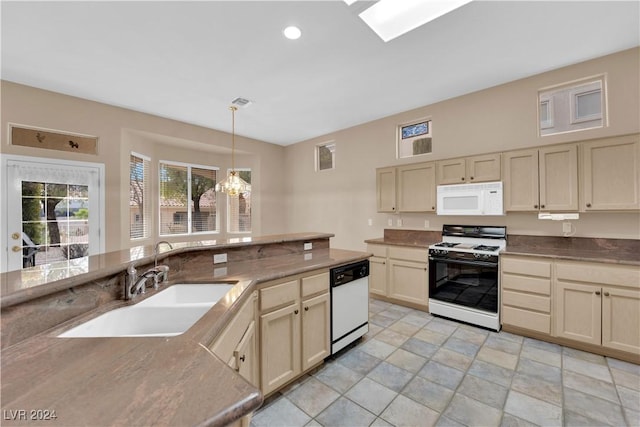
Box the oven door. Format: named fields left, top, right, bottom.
left=428, top=256, right=498, bottom=314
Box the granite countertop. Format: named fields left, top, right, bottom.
left=365, top=230, right=640, bottom=266
left=0, top=232, right=334, bottom=308
left=1, top=247, right=371, bottom=427
left=502, top=235, right=640, bottom=266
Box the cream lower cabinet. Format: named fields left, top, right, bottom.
left=501, top=255, right=552, bottom=335
left=210, top=291, right=259, bottom=387
left=209, top=291, right=259, bottom=427
left=367, top=244, right=428, bottom=309
left=554, top=261, right=640, bottom=355
left=259, top=271, right=330, bottom=395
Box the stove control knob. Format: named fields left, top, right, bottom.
left=483, top=254, right=491, bottom=259
left=473, top=253, right=481, bottom=259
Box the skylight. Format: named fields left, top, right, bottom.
left=359, top=0, right=473, bottom=42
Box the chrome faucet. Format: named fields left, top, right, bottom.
left=124, top=241, right=174, bottom=300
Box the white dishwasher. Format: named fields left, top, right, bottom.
left=330, top=260, right=369, bottom=354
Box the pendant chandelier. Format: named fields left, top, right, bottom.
left=215, top=106, right=251, bottom=197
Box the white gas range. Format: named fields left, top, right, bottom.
left=428, top=225, right=507, bottom=331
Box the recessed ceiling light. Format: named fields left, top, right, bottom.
left=283, top=26, right=302, bottom=40
left=359, top=0, right=473, bottom=42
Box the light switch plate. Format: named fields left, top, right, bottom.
left=562, top=222, right=572, bottom=233
left=304, top=242, right=312, bottom=250
left=213, top=253, right=227, bottom=264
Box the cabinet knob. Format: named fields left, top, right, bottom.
left=392, top=207, right=395, bottom=211
left=604, top=292, right=610, bottom=297
left=586, top=203, right=592, bottom=208
left=432, top=206, right=435, bottom=210
left=239, top=354, right=246, bottom=362
left=541, top=205, right=545, bottom=209
left=304, top=306, right=309, bottom=311
left=534, top=205, right=538, bottom=209
left=461, top=177, right=465, bottom=181
left=595, top=290, right=601, bottom=296
left=470, top=176, right=474, bottom=180
left=294, top=309, right=299, bottom=315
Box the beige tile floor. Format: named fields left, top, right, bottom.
left=251, top=299, right=640, bottom=427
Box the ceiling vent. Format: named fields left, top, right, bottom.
left=231, top=97, right=252, bottom=108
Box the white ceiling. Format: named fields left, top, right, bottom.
left=2, top=1, right=638, bottom=146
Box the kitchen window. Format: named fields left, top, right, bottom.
left=227, top=169, right=251, bottom=233
left=539, top=76, right=606, bottom=136
left=159, top=161, right=218, bottom=236
left=316, top=142, right=335, bottom=171
left=397, top=119, right=432, bottom=159
left=129, top=152, right=150, bottom=239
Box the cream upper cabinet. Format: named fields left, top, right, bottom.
left=503, top=144, right=578, bottom=212
left=437, top=153, right=501, bottom=185
left=581, top=135, right=640, bottom=211
left=503, top=149, right=539, bottom=211
left=376, top=167, right=397, bottom=212
left=397, top=162, right=436, bottom=212
left=539, top=144, right=579, bottom=211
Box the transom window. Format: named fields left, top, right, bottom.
left=397, top=119, right=432, bottom=159
left=538, top=76, right=606, bottom=136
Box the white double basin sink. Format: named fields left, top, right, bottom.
left=58, top=283, right=235, bottom=338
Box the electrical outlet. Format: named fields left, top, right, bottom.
left=213, top=267, right=227, bottom=277
left=397, top=219, right=403, bottom=227
left=424, top=220, right=430, bottom=229
left=368, top=218, right=373, bottom=226
left=213, top=253, right=227, bottom=264
left=304, top=242, right=312, bottom=250
left=562, top=222, right=572, bottom=233
left=304, top=253, right=313, bottom=261
left=388, top=219, right=393, bottom=226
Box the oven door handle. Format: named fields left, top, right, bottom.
left=429, top=257, right=498, bottom=268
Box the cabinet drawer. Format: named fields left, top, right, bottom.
left=502, top=273, right=551, bottom=295
left=260, top=280, right=299, bottom=312
left=368, top=244, right=387, bottom=258
left=301, top=272, right=329, bottom=298
left=502, top=306, right=551, bottom=334
left=556, top=261, right=640, bottom=289
left=388, top=246, right=427, bottom=263
left=503, top=290, right=550, bottom=312
left=502, top=256, right=551, bottom=278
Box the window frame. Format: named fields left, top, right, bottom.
left=315, top=141, right=336, bottom=171
left=396, top=118, right=432, bottom=159
left=158, top=160, right=219, bottom=237
left=129, top=151, right=151, bottom=240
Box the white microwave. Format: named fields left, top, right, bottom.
left=436, top=181, right=504, bottom=216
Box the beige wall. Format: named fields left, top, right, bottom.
left=2, top=48, right=639, bottom=258
left=283, top=48, right=640, bottom=251
left=1, top=81, right=287, bottom=254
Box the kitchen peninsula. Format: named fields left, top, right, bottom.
left=1, top=233, right=371, bottom=426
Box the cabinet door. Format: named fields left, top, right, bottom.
left=234, top=320, right=258, bottom=387
left=301, top=292, right=330, bottom=371
left=376, top=167, right=397, bottom=212
left=581, top=136, right=640, bottom=210
left=369, top=256, right=388, bottom=297
left=602, top=287, right=640, bottom=354
left=436, top=158, right=466, bottom=184
left=554, top=281, right=601, bottom=345
left=388, top=259, right=428, bottom=306
left=466, top=153, right=501, bottom=183
left=260, top=303, right=301, bottom=394
left=397, top=162, right=436, bottom=212
left=539, top=144, right=578, bottom=211
left=503, top=149, right=540, bottom=211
